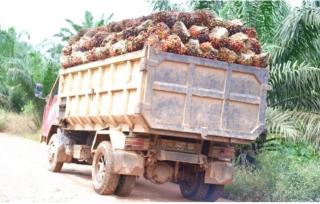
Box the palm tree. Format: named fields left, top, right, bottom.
left=55, top=10, right=113, bottom=42
left=0, top=27, right=59, bottom=124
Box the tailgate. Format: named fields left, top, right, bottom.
left=141, top=48, right=269, bottom=141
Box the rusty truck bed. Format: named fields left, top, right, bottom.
left=58, top=47, right=269, bottom=142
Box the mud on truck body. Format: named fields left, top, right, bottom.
left=39, top=47, right=268, bottom=201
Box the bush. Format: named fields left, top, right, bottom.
left=0, top=109, right=7, bottom=131
left=0, top=109, right=40, bottom=140
left=225, top=141, right=320, bottom=202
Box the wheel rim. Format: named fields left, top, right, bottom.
left=94, top=153, right=107, bottom=185
left=48, top=140, right=56, bottom=164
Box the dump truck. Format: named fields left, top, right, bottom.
left=38, top=46, right=268, bottom=201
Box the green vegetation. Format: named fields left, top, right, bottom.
left=0, top=10, right=113, bottom=129
left=0, top=1, right=320, bottom=200
left=226, top=140, right=320, bottom=201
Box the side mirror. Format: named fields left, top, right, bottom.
left=34, top=83, right=45, bottom=99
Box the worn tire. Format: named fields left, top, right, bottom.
left=204, top=185, right=224, bottom=201
left=115, top=175, right=137, bottom=196
left=92, top=141, right=120, bottom=195
left=48, top=134, right=63, bottom=172
left=179, top=171, right=210, bottom=201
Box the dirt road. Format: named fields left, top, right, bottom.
left=0, top=133, right=230, bottom=202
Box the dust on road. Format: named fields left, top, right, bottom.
left=0, top=133, right=230, bottom=202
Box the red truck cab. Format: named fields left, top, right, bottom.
left=40, top=78, right=59, bottom=143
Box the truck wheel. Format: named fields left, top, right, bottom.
left=115, top=175, right=137, bottom=196
left=204, top=185, right=224, bottom=201
left=179, top=171, right=210, bottom=201
left=48, top=134, right=63, bottom=172
left=92, top=141, right=120, bottom=195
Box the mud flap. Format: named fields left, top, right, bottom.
left=113, top=149, right=144, bottom=177
left=204, top=161, right=234, bottom=185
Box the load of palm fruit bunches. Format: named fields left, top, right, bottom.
left=61, top=11, right=268, bottom=69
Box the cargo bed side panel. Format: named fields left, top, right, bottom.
left=142, top=50, right=268, bottom=141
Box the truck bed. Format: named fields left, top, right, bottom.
left=58, top=47, right=269, bottom=142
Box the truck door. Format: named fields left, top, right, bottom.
left=42, top=78, right=59, bottom=137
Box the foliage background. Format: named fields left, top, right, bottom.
left=1, top=0, right=320, bottom=201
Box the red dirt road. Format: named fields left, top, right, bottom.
left=0, top=133, right=231, bottom=202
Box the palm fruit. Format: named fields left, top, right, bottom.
left=242, top=27, right=257, bottom=38
left=193, top=10, right=214, bottom=26
left=68, top=35, right=80, bottom=46
left=152, top=11, right=177, bottom=28
left=237, top=51, right=254, bottom=66
left=147, top=22, right=171, bottom=40
left=93, top=31, right=109, bottom=47
left=107, top=21, right=124, bottom=32
left=207, top=17, right=227, bottom=29
left=245, top=38, right=261, bottom=54
left=145, top=34, right=160, bottom=49
left=172, top=21, right=190, bottom=43
left=122, top=26, right=137, bottom=39
left=62, top=45, right=72, bottom=56
left=160, top=34, right=183, bottom=53
left=252, top=53, right=269, bottom=68
left=217, top=47, right=239, bottom=63
left=189, top=25, right=209, bottom=43
left=79, top=37, right=95, bottom=51
left=84, top=28, right=98, bottom=38
left=110, top=40, right=128, bottom=56
left=185, top=39, right=201, bottom=57
left=78, top=29, right=89, bottom=38
left=209, top=26, right=229, bottom=49
left=60, top=55, right=70, bottom=68
left=200, top=42, right=218, bottom=59
left=225, top=19, right=244, bottom=35
left=177, top=12, right=195, bottom=28
left=135, top=19, right=154, bottom=33
left=92, top=47, right=109, bottom=60
left=101, top=33, right=117, bottom=47
left=227, top=32, right=249, bottom=53
left=132, top=31, right=148, bottom=51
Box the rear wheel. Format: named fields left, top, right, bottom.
left=92, top=141, right=120, bottom=195
left=115, top=175, right=137, bottom=196
left=204, top=184, right=224, bottom=201
left=179, top=171, right=210, bottom=201
left=48, top=134, right=63, bottom=172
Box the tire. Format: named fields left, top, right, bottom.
left=92, top=141, right=120, bottom=195
left=48, top=134, right=63, bottom=172
left=204, top=185, right=224, bottom=201
left=115, top=175, right=137, bottom=196
left=179, top=171, right=210, bottom=201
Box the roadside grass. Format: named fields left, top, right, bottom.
left=0, top=110, right=40, bottom=141
left=225, top=140, right=320, bottom=202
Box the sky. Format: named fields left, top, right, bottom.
left=0, top=0, right=302, bottom=46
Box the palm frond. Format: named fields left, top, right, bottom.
left=268, top=61, right=320, bottom=111
left=272, top=5, right=320, bottom=65
left=266, top=107, right=300, bottom=139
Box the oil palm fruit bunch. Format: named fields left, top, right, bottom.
left=61, top=11, right=268, bottom=68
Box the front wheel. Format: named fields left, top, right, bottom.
left=47, top=134, right=63, bottom=172
left=92, top=141, right=120, bottom=195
